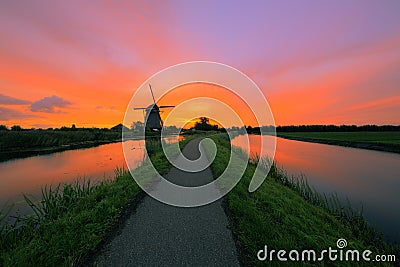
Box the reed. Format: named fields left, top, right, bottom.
left=208, top=134, right=398, bottom=266
left=0, top=129, right=120, bottom=151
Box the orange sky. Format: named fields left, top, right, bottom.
left=157, top=83, right=259, bottom=128
left=0, top=1, right=399, bottom=129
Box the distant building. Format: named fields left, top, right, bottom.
left=111, top=123, right=129, bottom=132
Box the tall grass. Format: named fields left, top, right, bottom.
left=277, top=131, right=400, bottom=146
left=0, top=167, right=139, bottom=266
left=261, top=157, right=381, bottom=245
left=209, top=134, right=398, bottom=266
left=243, top=148, right=388, bottom=251
left=0, top=130, right=120, bottom=151
left=0, top=131, right=174, bottom=266
left=23, top=179, right=97, bottom=223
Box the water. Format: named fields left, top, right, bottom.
left=232, top=134, right=400, bottom=243
left=0, top=136, right=181, bottom=218
left=1, top=134, right=399, bottom=243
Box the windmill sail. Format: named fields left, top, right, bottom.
left=159, top=105, right=175, bottom=108
left=133, top=85, right=175, bottom=131
left=149, top=84, right=156, bottom=104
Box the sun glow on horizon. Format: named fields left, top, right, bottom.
left=1, top=1, right=399, bottom=128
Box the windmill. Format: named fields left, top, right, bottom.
left=134, top=84, right=175, bottom=131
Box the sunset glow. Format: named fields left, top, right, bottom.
left=0, top=1, right=399, bottom=128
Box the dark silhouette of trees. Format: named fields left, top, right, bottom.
left=130, top=121, right=144, bottom=131
left=228, top=124, right=400, bottom=134
left=10, top=125, right=22, bottom=131
left=194, top=117, right=219, bottom=131
left=276, top=124, right=400, bottom=132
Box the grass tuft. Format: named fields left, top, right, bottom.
left=209, top=133, right=398, bottom=266
left=0, top=136, right=170, bottom=266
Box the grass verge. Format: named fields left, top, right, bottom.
left=2, top=134, right=398, bottom=266
left=0, top=170, right=138, bottom=266
left=277, top=131, right=400, bottom=146
left=0, top=138, right=170, bottom=267
left=210, top=134, right=398, bottom=266
left=0, top=130, right=121, bottom=162
left=277, top=131, right=400, bottom=154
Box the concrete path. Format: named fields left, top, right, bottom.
left=93, top=138, right=240, bottom=266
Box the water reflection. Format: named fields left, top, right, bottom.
left=0, top=136, right=182, bottom=217
left=232, top=134, right=400, bottom=243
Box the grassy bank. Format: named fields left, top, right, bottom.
left=1, top=134, right=397, bottom=266
left=0, top=129, right=121, bottom=161
left=277, top=131, right=400, bottom=153
left=210, top=134, right=398, bottom=266
left=0, top=138, right=169, bottom=267
left=0, top=170, right=139, bottom=266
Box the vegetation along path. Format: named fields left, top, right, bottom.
left=93, top=138, right=240, bottom=266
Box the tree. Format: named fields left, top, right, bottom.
left=194, top=117, right=218, bottom=131
left=200, top=117, right=209, bottom=124
left=163, top=125, right=179, bottom=134
left=11, top=125, right=22, bottom=131
left=0, top=124, right=8, bottom=131
left=246, top=125, right=253, bottom=133
left=131, top=121, right=144, bottom=131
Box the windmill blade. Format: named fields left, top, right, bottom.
left=149, top=84, right=156, bottom=104
left=133, top=107, right=151, bottom=110
left=159, top=105, right=175, bottom=108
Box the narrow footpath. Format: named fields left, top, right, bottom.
left=93, top=138, right=240, bottom=266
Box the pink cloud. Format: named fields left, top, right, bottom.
left=0, top=93, right=31, bottom=105
left=347, top=96, right=400, bottom=112
left=0, top=107, right=38, bottom=120
left=30, top=95, right=72, bottom=113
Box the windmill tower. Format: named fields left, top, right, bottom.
left=134, top=85, right=174, bottom=131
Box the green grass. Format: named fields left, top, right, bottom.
left=0, top=170, right=138, bottom=266
left=0, top=138, right=170, bottom=267
left=210, top=134, right=398, bottom=266
left=277, top=131, right=400, bottom=146
left=1, top=134, right=398, bottom=266
left=0, top=129, right=120, bottom=151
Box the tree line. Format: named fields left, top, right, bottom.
left=0, top=124, right=119, bottom=132
left=228, top=124, right=400, bottom=134
left=276, top=124, right=400, bottom=132
left=2, top=123, right=399, bottom=133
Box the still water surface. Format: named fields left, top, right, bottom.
left=232, top=135, right=400, bottom=243
left=0, top=137, right=180, bottom=217
left=1, top=135, right=399, bottom=243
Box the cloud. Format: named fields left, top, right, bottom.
left=30, top=95, right=71, bottom=113
left=0, top=107, right=37, bottom=120
left=0, top=93, right=31, bottom=105
left=347, top=95, right=400, bottom=112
